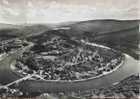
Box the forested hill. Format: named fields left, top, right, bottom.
left=0, top=20, right=139, bottom=59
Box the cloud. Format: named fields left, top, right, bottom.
left=0, top=0, right=139, bottom=24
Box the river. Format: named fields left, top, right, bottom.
left=0, top=47, right=139, bottom=93
left=18, top=54, right=139, bottom=93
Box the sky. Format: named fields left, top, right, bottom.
left=0, top=0, right=139, bottom=24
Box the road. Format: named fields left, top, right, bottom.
left=0, top=45, right=139, bottom=94
left=19, top=54, right=139, bottom=93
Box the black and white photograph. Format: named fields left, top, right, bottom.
left=0, top=0, right=139, bottom=98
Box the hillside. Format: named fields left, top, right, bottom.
left=0, top=20, right=139, bottom=59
